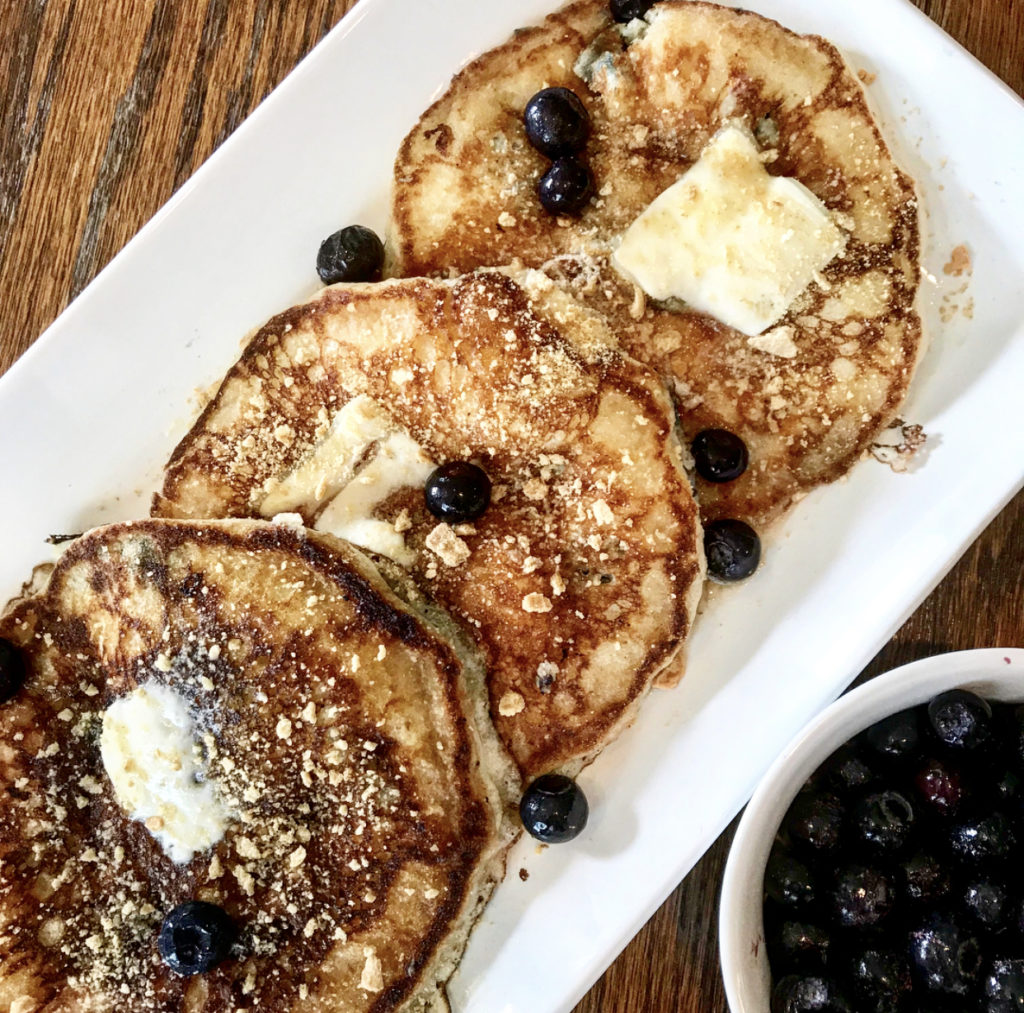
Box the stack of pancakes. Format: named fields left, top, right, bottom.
left=0, top=2, right=921, bottom=1010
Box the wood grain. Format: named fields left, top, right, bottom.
left=0, top=2, right=1021, bottom=1012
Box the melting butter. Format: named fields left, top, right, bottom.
left=100, top=682, right=233, bottom=864
left=260, top=395, right=396, bottom=517
left=258, top=395, right=436, bottom=565
left=612, top=124, right=847, bottom=336
left=315, top=430, right=435, bottom=567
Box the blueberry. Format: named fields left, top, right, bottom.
left=851, top=790, right=916, bottom=856
left=691, top=429, right=749, bottom=483
left=537, top=157, right=594, bottom=216
left=784, top=791, right=844, bottom=860
left=913, top=757, right=966, bottom=818
left=900, top=851, right=951, bottom=908
left=832, top=865, right=892, bottom=928
left=865, top=707, right=921, bottom=764
left=770, top=975, right=852, bottom=1013
left=765, top=852, right=818, bottom=911
left=423, top=462, right=491, bottom=523
left=158, top=901, right=237, bottom=975
left=704, top=519, right=760, bottom=582
left=316, top=225, right=384, bottom=284
left=767, top=920, right=831, bottom=975
left=847, top=949, right=912, bottom=1013
left=963, top=879, right=1011, bottom=934
left=950, top=812, right=1016, bottom=865
left=0, top=639, right=26, bottom=704
left=928, top=689, right=993, bottom=753
left=523, top=87, right=590, bottom=158
left=519, top=774, right=588, bottom=843
left=984, top=958, right=1024, bottom=1013
left=610, top=0, right=656, bottom=22
left=909, top=913, right=982, bottom=997
left=819, top=744, right=875, bottom=795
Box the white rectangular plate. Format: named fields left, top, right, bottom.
left=2, top=1, right=1023, bottom=1011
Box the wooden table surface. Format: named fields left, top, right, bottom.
left=1, top=2, right=1021, bottom=1010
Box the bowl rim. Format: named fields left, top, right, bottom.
left=719, top=646, right=1024, bottom=1013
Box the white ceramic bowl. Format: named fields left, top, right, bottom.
left=720, top=647, right=1024, bottom=1012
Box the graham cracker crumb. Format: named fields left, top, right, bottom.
left=943, top=244, right=971, bottom=277
left=522, top=593, right=553, bottom=613
left=498, top=691, right=526, bottom=717
left=748, top=325, right=798, bottom=359
left=425, top=523, right=471, bottom=567
left=359, top=947, right=384, bottom=992
left=522, top=478, right=548, bottom=501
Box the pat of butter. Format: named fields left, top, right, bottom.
left=100, top=683, right=233, bottom=864
left=315, top=430, right=435, bottom=567
left=261, top=395, right=395, bottom=518
left=612, top=124, right=847, bottom=336
left=259, top=395, right=436, bottom=565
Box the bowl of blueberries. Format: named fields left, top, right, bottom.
left=719, top=647, right=1024, bottom=1013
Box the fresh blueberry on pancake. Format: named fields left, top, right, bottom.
left=537, top=156, right=594, bottom=216
left=610, top=0, right=656, bottom=21
left=0, top=637, right=25, bottom=703
left=523, top=86, right=590, bottom=157
left=424, top=461, right=491, bottom=523
left=691, top=429, right=748, bottom=484
left=158, top=901, right=237, bottom=976
left=704, top=518, right=760, bottom=582
left=316, top=224, right=384, bottom=284
left=520, top=774, right=589, bottom=843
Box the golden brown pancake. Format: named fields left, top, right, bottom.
left=0, top=519, right=517, bottom=1012
left=153, top=270, right=704, bottom=778
left=390, top=0, right=923, bottom=526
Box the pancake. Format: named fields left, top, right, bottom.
left=390, top=0, right=923, bottom=526
left=153, top=269, right=704, bottom=778
left=0, top=518, right=518, bottom=1012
